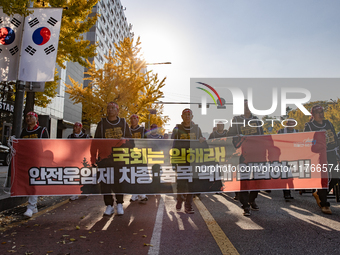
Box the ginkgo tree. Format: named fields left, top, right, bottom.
left=287, top=100, right=340, bottom=132
left=262, top=100, right=340, bottom=134
left=0, top=0, right=98, bottom=107
left=324, top=99, right=340, bottom=133
left=66, top=37, right=169, bottom=128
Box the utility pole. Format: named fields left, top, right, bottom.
left=12, top=81, right=26, bottom=137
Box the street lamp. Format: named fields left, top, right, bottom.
left=146, top=62, right=171, bottom=65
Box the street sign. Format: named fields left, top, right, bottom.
left=148, top=109, right=157, bottom=114
left=24, top=81, right=45, bottom=92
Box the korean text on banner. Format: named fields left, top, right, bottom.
left=10, top=132, right=329, bottom=196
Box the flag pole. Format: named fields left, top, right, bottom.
left=11, top=6, right=29, bottom=138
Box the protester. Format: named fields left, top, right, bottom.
left=209, top=122, right=227, bottom=139
left=130, top=114, right=146, bottom=139
left=277, top=118, right=297, bottom=201
left=147, top=123, right=163, bottom=139
left=129, top=114, right=148, bottom=203
left=91, top=102, right=132, bottom=216
left=226, top=100, right=263, bottom=216
left=171, top=108, right=206, bottom=214
left=304, top=105, right=339, bottom=215
left=67, top=122, right=90, bottom=139
left=68, top=121, right=90, bottom=201
left=21, top=112, right=49, bottom=218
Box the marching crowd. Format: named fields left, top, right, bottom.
left=20, top=100, right=339, bottom=218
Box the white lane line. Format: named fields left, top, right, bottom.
left=102, top=216, right=114, bottom=230
left=148, top=195, right=165, bottom=255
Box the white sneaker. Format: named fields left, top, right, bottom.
left=104, top=205, right=114, bottom=216
left=117, top=203, right=124, bottom=216
left=70, top=195, right=79, bottom=201
left=24, top=208, right=38, bottom=218
left=130, top=194, right=138, bottom=202
left=139, top=195, right=148, bottom=203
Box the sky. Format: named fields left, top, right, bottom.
left=123, top=0, right=340, bottom=134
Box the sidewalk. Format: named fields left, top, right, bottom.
left=0, top=165, right=68, bottom=213
left=0, top=165, right=27, bottom=212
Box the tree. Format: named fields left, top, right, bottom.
left=325, top=99, right=340, bottom=133
left=262, top=115, right=282, bottom=134
left=0, top=0, right=98, bottom=106
left=0, top=0, right=32, bottom=16
left=287, top=100, right=330, bottom=131
left=261, top=100, right=340, bottom=134
left=66, top=37, right=168, bottom=128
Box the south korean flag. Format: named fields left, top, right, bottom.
left=18, top=8, right=62, bottom=82
left=0, top=9, right=24, bottom=81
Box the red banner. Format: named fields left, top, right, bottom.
left=10, top=132, right=329, bottom=196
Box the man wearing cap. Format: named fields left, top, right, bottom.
left=91, top=102, right=132, bottom=216
left=129, top=114, right=148, bottom=202
left=227, top=100, right=263, bottom=216
left=147, top=124, right=164, bottom=139
left=68, top=122, right=90, bottom=201
left=21, top=112, right=49, bottom=218
left=277, top=118, right=298, bottom=201
left=171, top=108, right=206, bottom=214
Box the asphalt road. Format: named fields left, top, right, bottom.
left=1, top=184, right=340, bottom=255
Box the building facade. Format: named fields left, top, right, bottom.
left=33, top=0, right=133, bottom=138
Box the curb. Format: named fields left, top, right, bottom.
left=0, top=196, right=28, bottom=212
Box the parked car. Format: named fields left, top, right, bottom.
left=0, top=142, right=10, bottom=166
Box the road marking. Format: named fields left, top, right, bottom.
left=194, top=198, right=239, bottom=255
left=0, top=198, right=69, bottom=232
left=187, top=217, right=199, bottom=230
left=102, top=216, right=114, bottom=230
left=148, top=195, right=164, bottom=255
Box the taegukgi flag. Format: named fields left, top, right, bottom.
left=18, top=8, right=62, bottom=82
left=0, top=9, right=24, bottom=81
